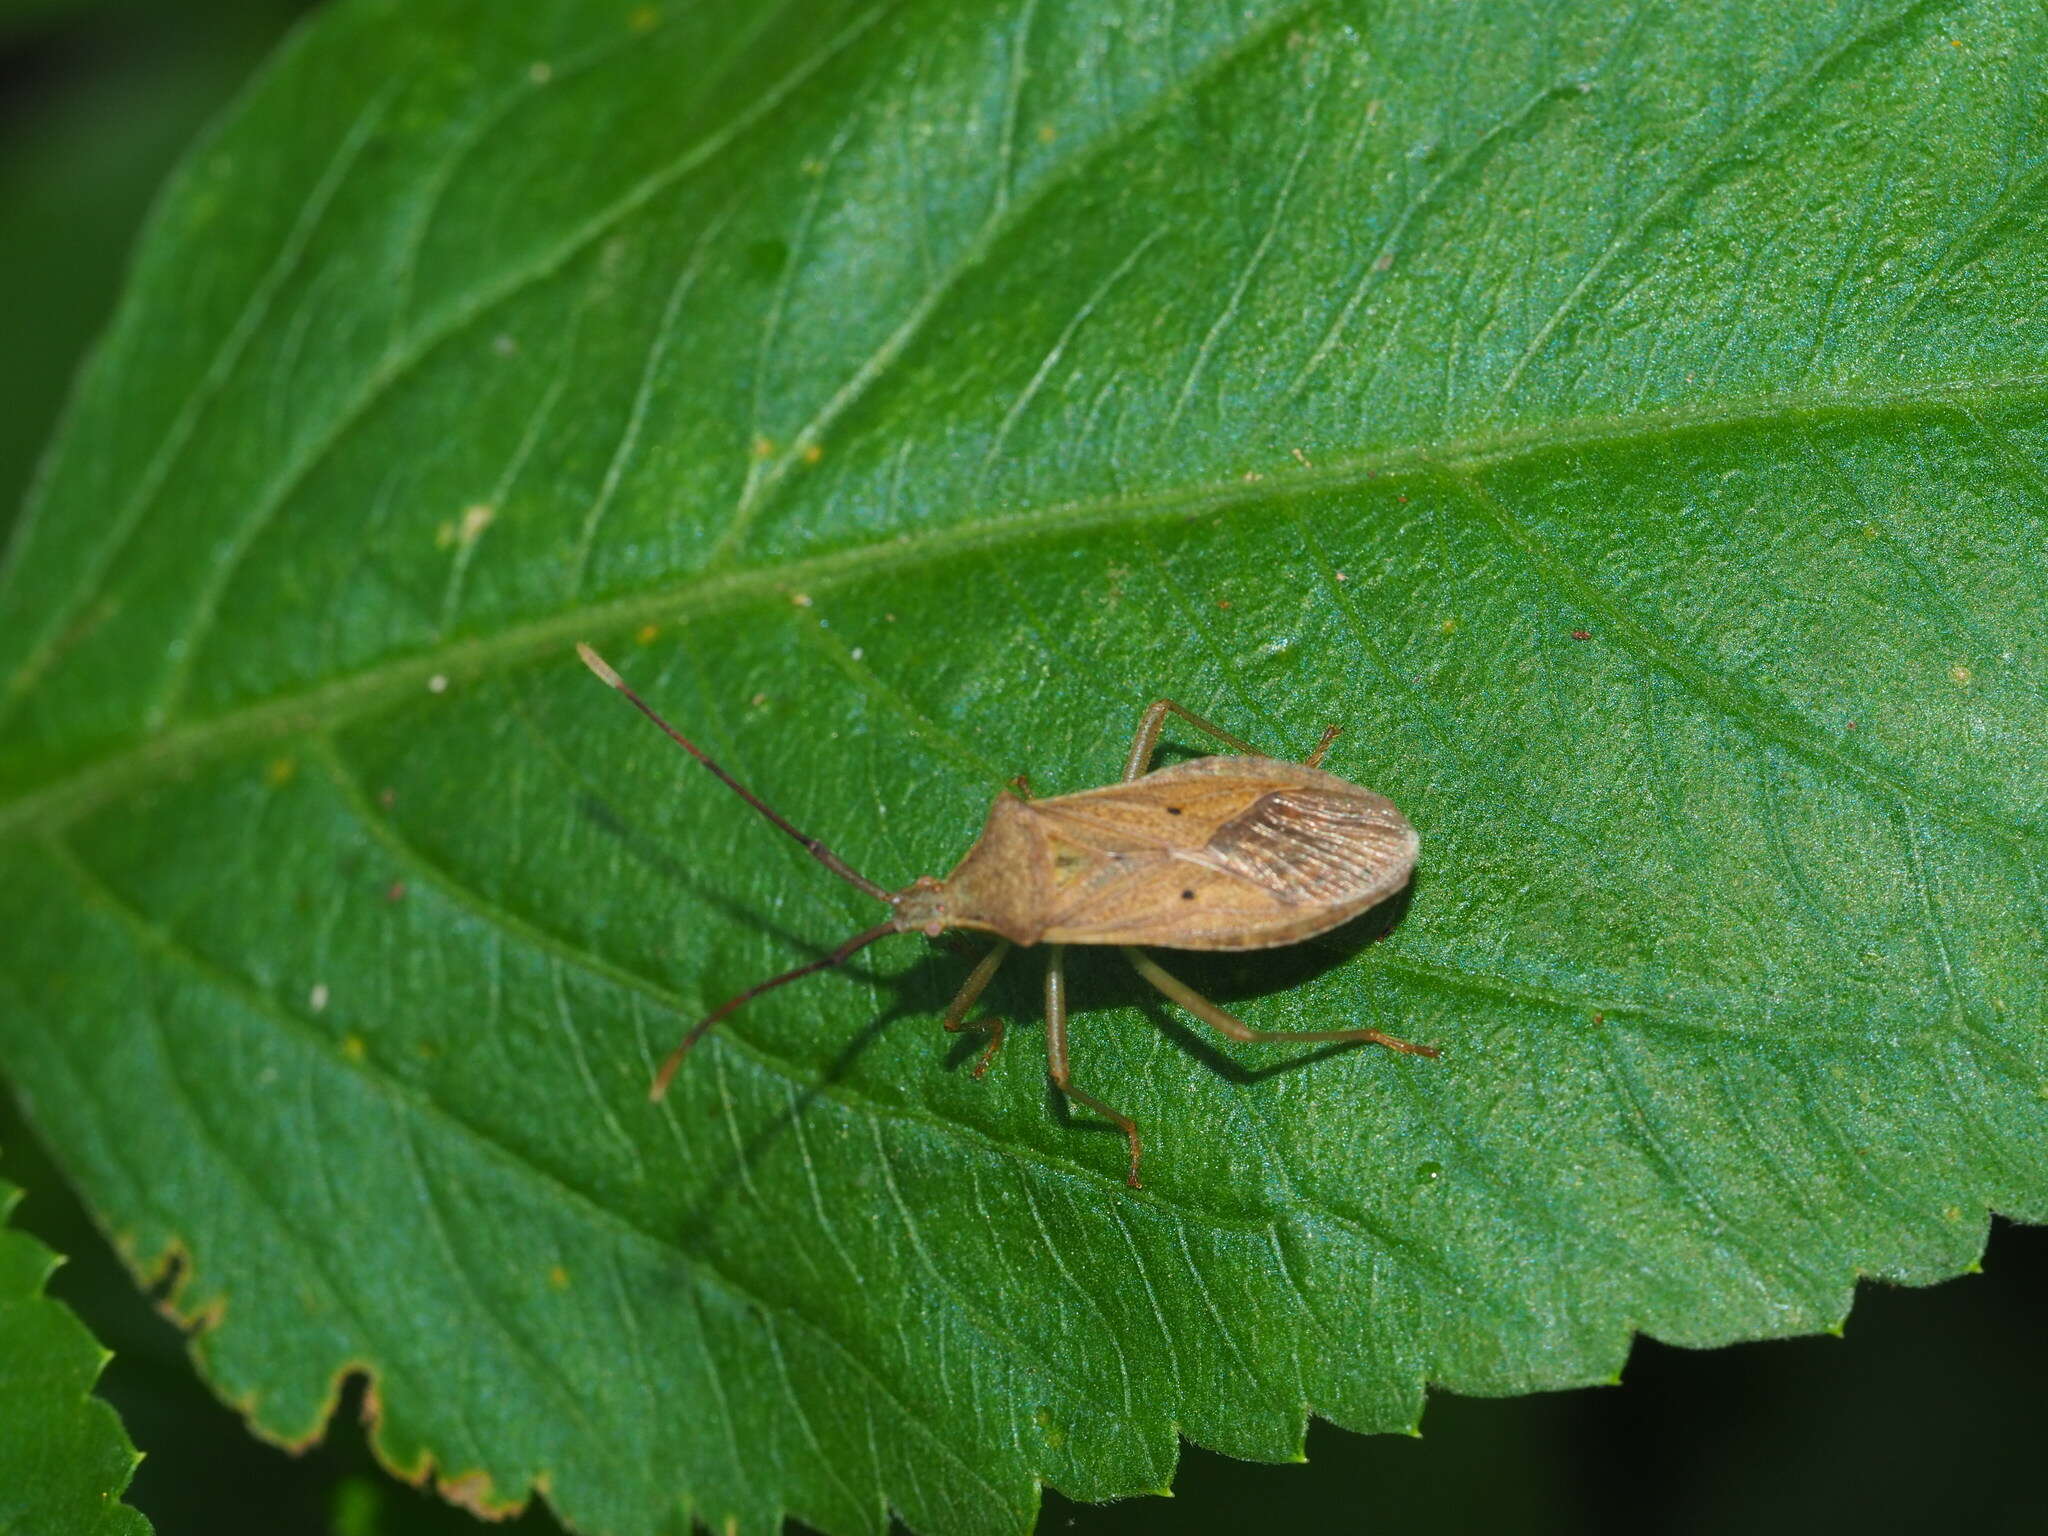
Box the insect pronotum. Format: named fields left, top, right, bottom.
left=577, top=642, right=1436, bottom=1187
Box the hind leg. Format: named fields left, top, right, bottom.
left=1122, top=947, right=1438, bottom=1055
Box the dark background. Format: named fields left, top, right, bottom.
left=3, top=4, right=2044, bottom=1532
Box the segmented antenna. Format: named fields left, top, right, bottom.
left=649, top=921, right=897, bottom=1099
left=577, top=642, right=894, bottom=903
left=578, top=642, right=906, bottom=1096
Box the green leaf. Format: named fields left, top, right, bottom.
left=0, top=0, right=316, bottom=541
left=2, top=0, right=2045, bottom=1532
left=0, top=1174, right=150, bottom=1536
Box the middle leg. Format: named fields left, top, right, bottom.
left=1044, top=944, right=1145, bottom=1188
left=1123, top=699, right=1345, bottom=779
left=1123, top=700, right=1264, bottom=781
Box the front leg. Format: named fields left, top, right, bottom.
left=940, top=940, right=1011, bottom=1078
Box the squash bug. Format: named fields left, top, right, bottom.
left=578, top=642, right=1434, bottom=1187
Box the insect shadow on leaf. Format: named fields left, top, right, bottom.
left=578, top=642, right=1435, bottom=1189
left=575, top=788, right=889, bottom=978
left=1099, top=879, right=1420, bottom=1087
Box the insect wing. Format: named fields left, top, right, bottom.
left=1030, top=757, right=1417, bottom=950
left=1200, top=783, right=1416, bottom=909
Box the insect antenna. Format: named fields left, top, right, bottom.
left=577, top=642, right=894, bottom=904
left=578, top=644, right=913, bottom=1100
left=649, top=920, right=898, bottom=1099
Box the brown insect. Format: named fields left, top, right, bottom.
left=578, top=642, right=1435, bottom=1187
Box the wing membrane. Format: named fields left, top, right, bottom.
left=1202, top=788, right=1415, bottom=907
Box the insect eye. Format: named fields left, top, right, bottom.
left=1166, top=806, right=1183, bottom=815
left=1180, top=889, right=1196, bottom=900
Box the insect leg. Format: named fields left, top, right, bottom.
left=1044, top=944, right=1145, bottom=1187
left=941, top=940, right=1012, bottom=1078
left=1123, top=700, right=1268, bottom=780
left=1304, top=724, right=1343, bottom=770
left=1121, top=948, right=1440, bottom=1057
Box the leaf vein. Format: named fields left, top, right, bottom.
left=35, top=826, right=1015, bottom=1512
left=140, top=4, right=896, bottom=728
left=1493, top=0, right=1948, bottom=405
left=0, top=79, right=403, bottom=726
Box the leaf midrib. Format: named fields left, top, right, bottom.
left=2, top=368, right=2041, bottom=847
left=34, top=777, right=1550, bottom=1394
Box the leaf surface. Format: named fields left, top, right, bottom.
left=2, top=1, right=2045, bottom=1532
left=0, top=1176, right=150, bottom=1536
